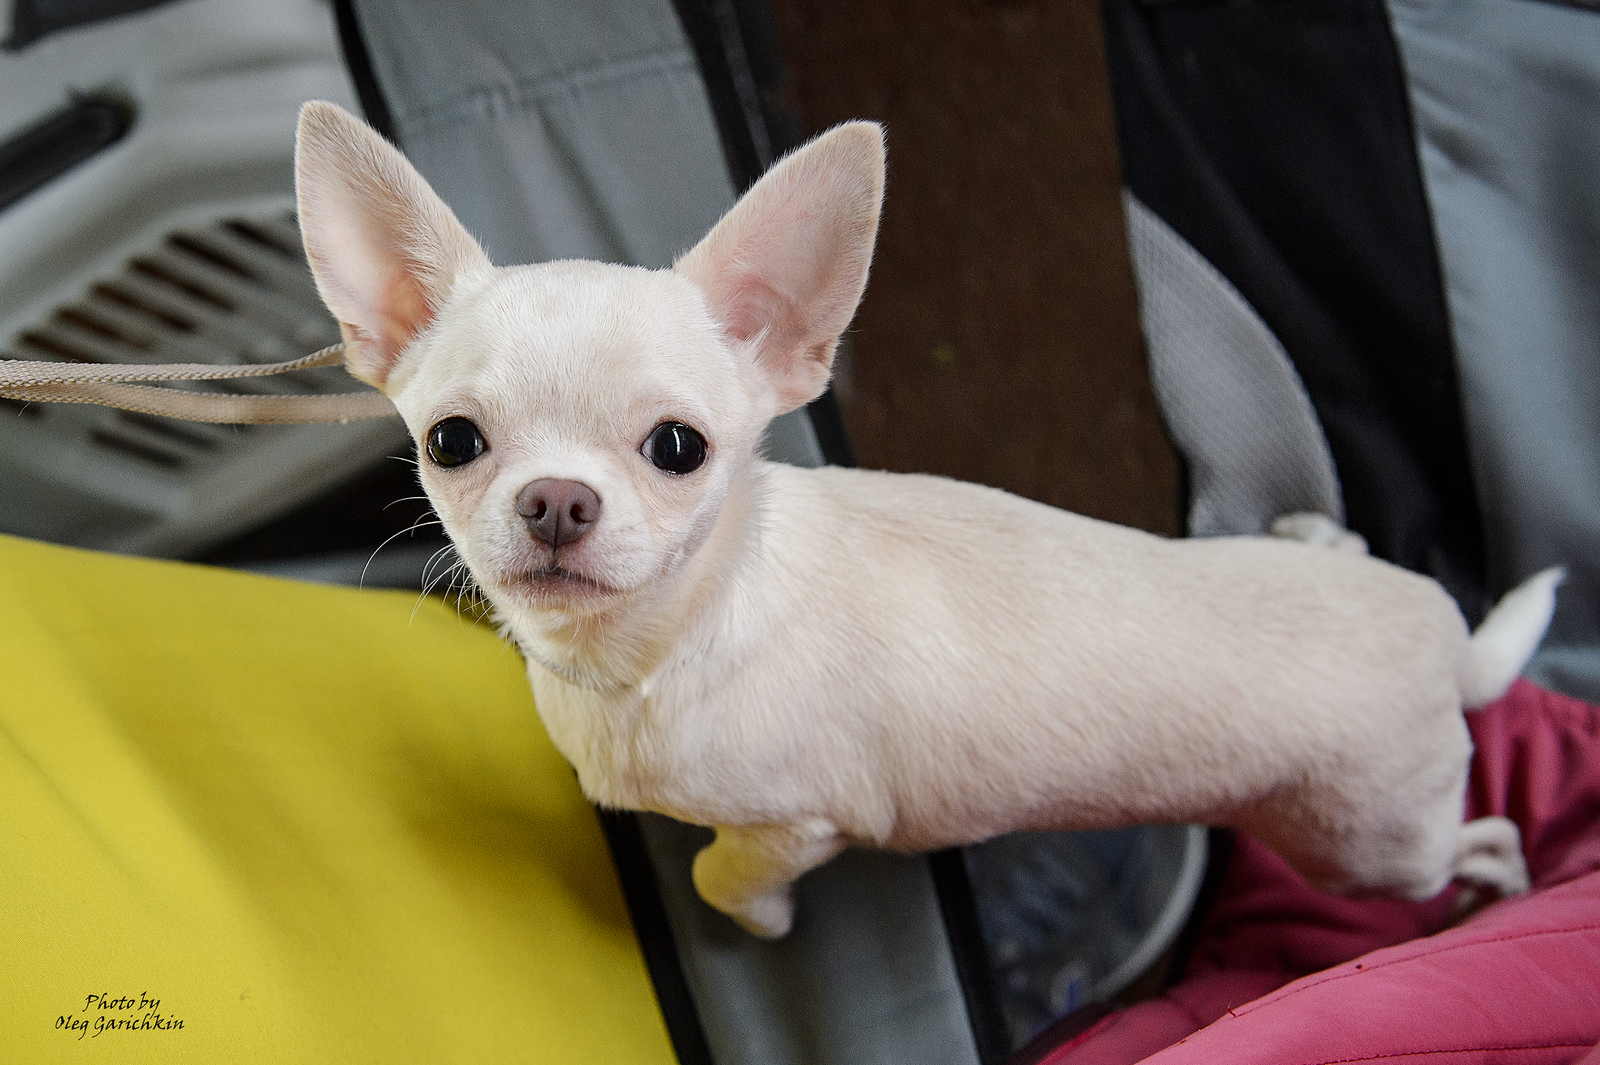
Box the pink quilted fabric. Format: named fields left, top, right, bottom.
left=1037, top=680, right=1600, bottom=1065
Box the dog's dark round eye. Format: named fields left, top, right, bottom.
left=426, top=417, right=486, bottom=468
left=644, top=422, right=708, bottom=475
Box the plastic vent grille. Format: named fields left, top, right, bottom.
left=3, top=211, right=358, bottom=473
left=7, top=211, right=350, bottom=473
left=0, top=207, right=403, bottom=557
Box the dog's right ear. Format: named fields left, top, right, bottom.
left=294, top=101, right=490, bottom=389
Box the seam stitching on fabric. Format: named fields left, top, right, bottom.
left=1236, top=921, right=1600, bottom=1015
left=1303, top=1042, right=1595, bottom=1065
left=396, top=49, right=701, bottom=136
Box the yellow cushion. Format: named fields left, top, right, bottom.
left=0, top=534, right=676, bottom=1064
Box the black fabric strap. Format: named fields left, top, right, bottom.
left=668, top=0, right=807, bottom=192
left=671, top=0, right=857, bottom=471
left=331, top=0, right=397, bottom=143
left=599, top=811, right=716, bottom=1065
left=1102, top=0, right=1487, bottom=619
left=669, top=0, right=773, bottom=190
left=928, top=848, right=1014, bottom=1065
left=804, top=387, right=858, bottom=470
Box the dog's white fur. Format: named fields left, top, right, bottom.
left=295, top=101, right=1559, bottom=938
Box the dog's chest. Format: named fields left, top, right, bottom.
left=524, top=669, right=650, bottom=809
left=524, top=653, right=862, bottom=828
left=523, top=665, right=727, bottom=816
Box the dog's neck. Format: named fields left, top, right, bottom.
left=499, top=459, right=769, bottom=694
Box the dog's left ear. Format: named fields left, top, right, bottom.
left=676, top=122, right=884, bottom=415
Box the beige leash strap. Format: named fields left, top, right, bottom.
left=0, top=344, right=398, bottom=424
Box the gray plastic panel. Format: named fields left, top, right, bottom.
left=0, top=0, right=408, bottom=558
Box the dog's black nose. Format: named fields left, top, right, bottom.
left=516, top=479, right=601, bottom=547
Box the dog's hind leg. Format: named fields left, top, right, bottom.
left=1452, top=814, right=1531, bottom=899
left=691, top=819, right=845, bottom=938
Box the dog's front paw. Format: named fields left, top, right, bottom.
left=724, top=886, right=797, bottom=940
left=690, top=821, right=844, bottom=939
left=691, top=853, right=797, bottom=938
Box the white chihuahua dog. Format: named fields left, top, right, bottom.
left=294, top=101, right=1557, bottom=938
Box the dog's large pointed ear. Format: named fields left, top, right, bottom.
left=294, top=101, right=491, bottom=389
left=675, top=122, right=884, bottom=415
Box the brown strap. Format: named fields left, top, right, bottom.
left=0, top=344, right=399, bottom=424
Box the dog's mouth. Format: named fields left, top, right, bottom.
left=501, top=564, right=618, bottom=602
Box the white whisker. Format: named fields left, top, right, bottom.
left=364, top=521, right=441, bottom=589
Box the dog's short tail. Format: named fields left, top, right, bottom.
left=1460, top=566, right=1565, bottom=709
